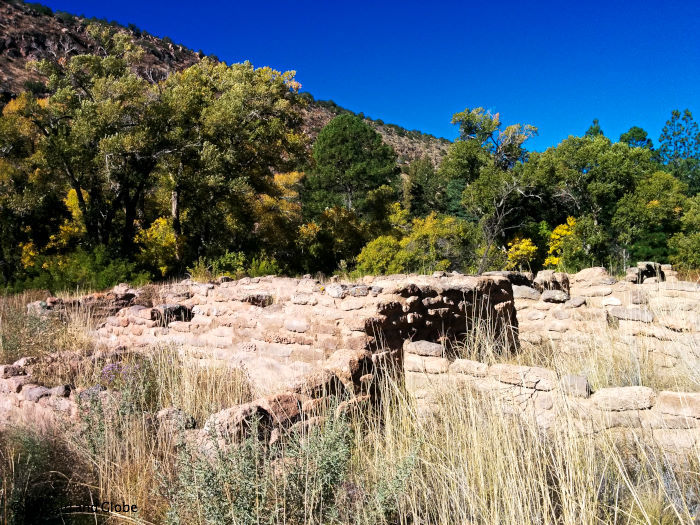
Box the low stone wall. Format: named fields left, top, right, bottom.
left=403, top=342, right=700, bottom=451
left=514, top=266, right=700, bottom=375
left=94, top=273, right=517, bottom=395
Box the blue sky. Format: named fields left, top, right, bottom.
left=42, top=0, right=699, bottom=151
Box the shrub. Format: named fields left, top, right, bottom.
left=0, top=429, right=95, bottom=524
left=356, top=236, right=403, bottom=275
left=247, top=254, right=281, bottom=277
left=14, top=246, right=150, bottom=293
left=134, top=217, right=180, bottom=277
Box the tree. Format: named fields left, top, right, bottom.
left=657, top=109, right=700, bottom=194
left=669, top=195, right=700, bottom=269
left=523, top=136, right=656, bottom=227
left=613, top=171, right=687, bottom=262
left=585, top=119, right=604, bottom=138
left=620, top=126, right=653, bottom=149
left=450, top=107, right=537, bottom=170
left=307, top=114, right=398, bottom=215
left=463, top=166, right=539, bottom=273
left=404, top=156, right=439, bottom=216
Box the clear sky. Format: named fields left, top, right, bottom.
left=41, top=0, right=699, bottom=151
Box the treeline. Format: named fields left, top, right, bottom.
left=0, top=27, right=698, bottom=292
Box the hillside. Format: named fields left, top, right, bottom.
left=0, top=0, right=448, bottom=165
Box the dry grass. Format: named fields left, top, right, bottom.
left=1, top=288, right=699, bottom=523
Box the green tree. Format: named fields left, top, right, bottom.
left=657, top=109, right=700, bottom=194
left=669, top=195, right=700, bottom=269
left=404, top=156, right=439, bottom=216
left=307, top=114, right=398, bottom=215
left=612, top=171, right=687, bottom=263
left=584, top=118, right=604, bottom=138
left=619, top=126, right=653, bottom=149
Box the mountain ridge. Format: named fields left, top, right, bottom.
left=0, top=0, right=448, bottom=165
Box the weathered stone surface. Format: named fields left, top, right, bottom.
left=575, top=286, right=613, bottom=297
left=609, top=306, right=654, bottom=323
left=592, top=387, right=656, bottom=411
left=513, top=285, right=541, bottom=300
left=656, top=391, right=700, bottom=419
left=404, top=340, right=443, bottom=357
left=0, top=365, right=25, bottom=379
left=601, top=297, right=622, bottom=306
left=404, top=354, right=450, bottom=374
left=449, top=359, right=488, bottom=377
left=564, top=296, right=586, bottom=308
left=534, top=270, right=570, bottom=294
left=560, top=375, right=591, bottom=398
left=284, top=318, right=310, bottom=333
left=21, top=385, right=50, bottom=403
left=483, top=271, right=533, bottom=287
left=488, top=364, right=556, bottom=391
left=572, top=267, right=616, bottom=286
left=541, top=290, right=569, bottom=303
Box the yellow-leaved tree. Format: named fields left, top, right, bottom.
left=505, top=237, right=537, bottom=270
left=544, top=217, right=576, bottom=268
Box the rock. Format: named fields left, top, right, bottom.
left=592, top=386, right=656, bottom=411
left=284, top=318, right=310, bottom=333
left=260, top=393, right=304, bottom=427
left=601, top=297, right=622, bottom=306
left=643, top=277, right=659, bottom=284
left=572, top=267, right=616, bottom=286
left=534, top=270, right=570, bottom=294
left=324, top=349, right=373, bottom=388
left=325, top=284, right=346, bottom=298
left=541, top=290, right=569, bottom=303
left=575, top=286, right=613, bottom=297
left=0, top=365, right=25, bottom=378
left=78, top=384, right=107, bottom=401
left=347, top=285, right=369, bottom=297
left=488, top=364, right=556, bottom=390
left=48, top=385, right=70, bottom=397
left=656, top=391, right=700, bottom=419
left=513, top=285, right=541, bottom=300
left=553, top=309, right=570, bottom=320
left=629, top=289, right=647, bottom=305
left=404, top=354, right=450, bottom=374
left=243, top=293, right=273, bottom=307
left=293, top=370, right=345, bottom=398
left=404, top=340, right=443, bottom=357
left=564, top=296, right=586, bottom=308
left=449, top=359, right=488, bottom=377
left=21, top=385, right=50, bottom=402
left=12, top=356, right=37, bottom=367
left=153, top=304, right=192, bottom=324
left=483, top=271, right=533, bottom=287
left=608, top=306, right=654, bottom=323
left=560, top=375, right=591, bottom=398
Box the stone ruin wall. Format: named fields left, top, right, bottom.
left=1, top=273, right=517, bottom=441
left=2, top=264, right=699, bottom=451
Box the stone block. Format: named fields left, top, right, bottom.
left=592, top=386, right=656, bottom=411
left=404, top=340, right=443, bottom=357
left=404, top=354, right=450, bottom=374
left=488, top=364, right=556, bottom=391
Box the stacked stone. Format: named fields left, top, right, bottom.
left=403, top=341, right=700, bottom=451
left=513, top=266, right=700, bottom=374
left=95, top=273, right=518, bottom=395
left=0, top=361, right=75, bottom=430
